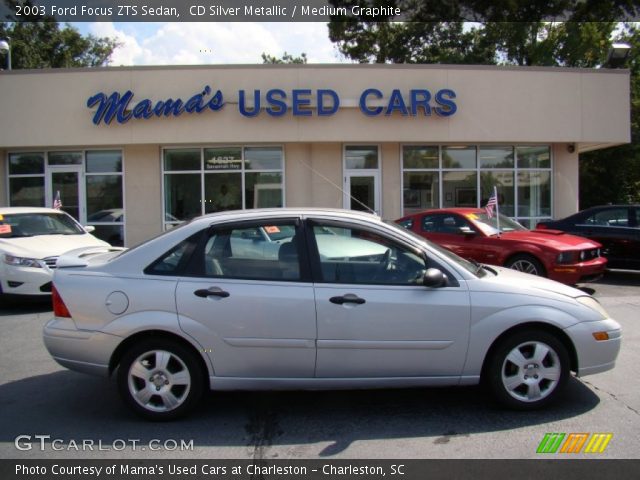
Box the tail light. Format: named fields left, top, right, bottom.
left=52, top=284, right=72, bottom=318
left=536, top=223, right=548, bottom=229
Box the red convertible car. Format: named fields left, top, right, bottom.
left=396, top=208, right=606, bottom=285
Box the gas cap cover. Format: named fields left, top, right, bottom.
left=105, top=291, right=129, bottom=315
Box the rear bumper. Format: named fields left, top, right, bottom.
left=43, top=317, right=122, bottom=376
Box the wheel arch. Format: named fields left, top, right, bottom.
left=480, top=322, right=578, bottom=381
left=109, top=330, right=211, bottom=387
left=503, top=251, right=547, bottom=276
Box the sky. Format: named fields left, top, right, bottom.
left=73, top=22, right=350, bottom=65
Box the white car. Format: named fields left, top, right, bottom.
left=0, top=207, right=112, bottom=297
left=43, top=208, right=621, bottom=420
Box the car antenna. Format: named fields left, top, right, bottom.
left=294, top=157, right=377, bottom=215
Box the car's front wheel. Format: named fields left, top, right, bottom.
left=485, top=330, right=570, bottom=410
left=505, top=254, right=546, bottom=277
left=117, top=338, right=204, bottom=420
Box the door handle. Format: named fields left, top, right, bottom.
left=330, top=294, right=365, bottom=305
left=194, top=287, right=230, bottom=298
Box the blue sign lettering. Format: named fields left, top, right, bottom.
left=410, top=89, right=431, bottom=116
left=359, top=88, right=384, bottom=116
left=266, top=89, right=287, bottom=117
left=317, top=89, right=340, bottom=116
left=87, top=87, right=456, bottom=124
left=238, top=89, right=260, bottom=117
left=386, top=89, right=409, bottom=116
left=87, top=86, right=224, bottom=125
left=434, top=89, right=457, bottom=117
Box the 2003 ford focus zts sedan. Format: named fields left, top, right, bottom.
left=43, top=209, right=621, bottom=420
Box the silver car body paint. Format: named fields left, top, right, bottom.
left=43, top=209, right=621, bottom=392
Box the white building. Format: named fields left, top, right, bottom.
left=0, top=64, right=630, bottom=246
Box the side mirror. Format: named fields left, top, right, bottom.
left=84, top=225, right=96, bottom=233
left=459, top=226, right=475, bottom=236
left=421, top=268, right=447, bottom=288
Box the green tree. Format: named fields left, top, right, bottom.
left=327, top=1, right=639, bottom=208
left=0, top=21, right=119, bottom=69
left=261, top=52, right=308, bottom=64
left=580, top=24, right=640, bottom=207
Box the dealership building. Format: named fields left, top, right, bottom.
left=0, top=64, right=630, bottom=247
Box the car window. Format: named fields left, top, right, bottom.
left=145, top=238, right=195, bottom=276
left=422, top=214, right=470, bottom=234
left=397, top=218, right=413, bottom=229
left=201, top=221, right=300, bottom=281
left=463, top=211, right=525, bottom=235
left=311, top=224, right=427, bottom=285
left=0, top=212, right=84, bottom=238
left=584, top=208, right=628, bottom=227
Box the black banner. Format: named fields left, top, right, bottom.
left=1, top=0, right=639, bottom=22
left=2, top=460, right=639, bottom=480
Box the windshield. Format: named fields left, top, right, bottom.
left=0, top=212, right=85, bottom=238
left=384, top=220, right=486, bottom=277
left=465, top=212, right=526, bottom=236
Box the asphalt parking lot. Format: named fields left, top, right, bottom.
left=0, top=271, right=638, bottom=460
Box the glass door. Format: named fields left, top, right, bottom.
left=343, top=145, right=381, bottom=215
left=47, top=166, right=84, bottom=222
left=344, top=173, right=380, bottom=214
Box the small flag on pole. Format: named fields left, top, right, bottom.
left=485, top=188, right=498, bottom=218
left=53, top=190, right=62, bottom=210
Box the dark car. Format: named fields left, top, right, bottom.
left=537, top=205, right=640, bottom=270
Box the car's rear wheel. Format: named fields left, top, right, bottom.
left=505, top=254, right=545, bottom=277
left=485, top=330, right=569, bottom=410
left=117, top=338, right=204, bottom=420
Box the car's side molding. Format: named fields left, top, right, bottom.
left=208, top=376, right=480, bottom=391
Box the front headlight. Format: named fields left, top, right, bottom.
left=556, top=252, right=575, bottom=264
left=576, top=296, right=609, bottom=320
left=3, top=254, right=43, bottom=268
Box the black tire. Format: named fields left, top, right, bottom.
left=485, top=330, right=570, bottom=410
left=505, top=254, right=546, bottom=277
left=117, top=338, right=204, bottom=421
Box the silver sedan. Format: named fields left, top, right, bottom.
left=43, top=209, right=621, bottom=420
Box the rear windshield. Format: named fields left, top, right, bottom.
left=0, top=212, right=85, bottom=238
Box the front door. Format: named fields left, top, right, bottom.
left=308, top=220, right=471, bottom=378
left=47, top=166, right=84, bottom=222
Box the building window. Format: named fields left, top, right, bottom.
left=401, top=145, right=552, bottom=227
left=85, top=150, right=125, bottom=246
left=8, top=152, right=45, bottom=207
left=7, top=150, right=125, bottom=246
left=163, top=146, right=284, bottom=229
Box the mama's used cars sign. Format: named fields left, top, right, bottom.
left=86, top=86, right=457, bottom=125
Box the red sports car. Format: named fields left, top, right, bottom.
left=396, top=208, right=607, bottom=285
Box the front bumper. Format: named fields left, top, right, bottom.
left=550, top=257, right=607, bottom=285
left=565, top=318, right=621, bottom=377
left=43, top=317, right=122, bottom=376
left=1, top=264, right=54, bottom=295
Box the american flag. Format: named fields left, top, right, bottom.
left=53, top=190, right=62, bottom=210
left=485, top=190, right=498, bottom=218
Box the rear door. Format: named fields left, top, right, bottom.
left=175, top=218, right=317, bottom=378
